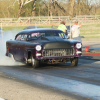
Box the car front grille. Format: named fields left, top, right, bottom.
left=43, top=48, right=75, bottom=57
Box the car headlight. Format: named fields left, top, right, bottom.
left=76, top=43, right=82, bottom=49
left=35, top=45, right=42, bottom=51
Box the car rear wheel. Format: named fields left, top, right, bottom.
left=31, top=56, right=40, bottom=68
left=71, top=57, right=78, bottom=66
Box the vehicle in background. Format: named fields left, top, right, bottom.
left=23, top=26, right=40, bottom=30
left=6, top=28, right=82, bottom=68
left=66, top=25, right=72, bottom=39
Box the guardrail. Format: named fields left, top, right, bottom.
left=0, top=15, right=100, bottom=26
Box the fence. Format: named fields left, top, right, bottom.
left=72, top=15, right=100, bottom=24
left=0, top=15, right=100, bottom=26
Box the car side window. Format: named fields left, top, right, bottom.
left=31, top=33, right=39, bottom=38
left=16, top=34, right=27, bottom=41
left=28, top=33, right=39, bottom=40
left=24, top=35, right=27, bottom=40
left=16, top=35, right=22, bottom=40
left=28, top=34, right=31, bottom=39
left=21, top=35, right=27, bottom=41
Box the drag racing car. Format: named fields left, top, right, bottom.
left=6, top=28, right=82, bottom=68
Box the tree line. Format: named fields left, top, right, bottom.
left=0, top=0, right=100, bottom=19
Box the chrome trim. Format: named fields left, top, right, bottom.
left=43, top=48, right=75, bottom=57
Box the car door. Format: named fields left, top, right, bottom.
left=14, top=34, right=27, bottom=62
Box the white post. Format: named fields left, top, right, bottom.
left=35, top=22, right=37, bottom=28
left=39, top=16, right=40, bottom=25
left=1, top=20, right=3, bottom=41
left=70, top=20, right=72, bottom=40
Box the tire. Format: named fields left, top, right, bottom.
left=31, top=56, right=40, bottom=68
left=71, top=57, right=78, bottom=67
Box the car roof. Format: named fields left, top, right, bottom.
left=18, top=28, right=63, bottom=35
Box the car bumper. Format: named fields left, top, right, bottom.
left=35, top=54, right=82, bottom=60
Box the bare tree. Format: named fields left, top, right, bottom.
left=54, top=0, right=67, bottom=16
left=17, top=0, right=34, bottom=17
left=68, top=0, right=75, bottom=19
left=45, top=0, right=68, bottom=16
left=32, top=0, right=37, bottom=16
left=0, top=0, right=100, bottom=18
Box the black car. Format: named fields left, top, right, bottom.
left=6, top=28, right=82, bottom=68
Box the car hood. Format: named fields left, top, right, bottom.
left=30, top=36, right=77, bottom=49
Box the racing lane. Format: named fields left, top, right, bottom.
left=0, top=57, right=100, bottom=100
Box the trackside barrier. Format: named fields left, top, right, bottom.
left=0, top=15, right=100, bottom=26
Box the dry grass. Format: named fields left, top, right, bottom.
left=80, top=24, right=100, bottom=38
left=2, top=24, right=100, bottom=38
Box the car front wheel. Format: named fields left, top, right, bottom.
left=71, top=57, right=78, bottom=66
left=31, top=56, right=40, bottom=68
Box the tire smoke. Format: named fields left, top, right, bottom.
left=0, top=29, right=25, bottom=66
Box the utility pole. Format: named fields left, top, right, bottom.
left=1, top=20, right=3, bottom=41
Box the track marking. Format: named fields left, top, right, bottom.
left=83, top=53, right=100, bottom=55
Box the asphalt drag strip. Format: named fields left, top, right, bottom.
left=0, top=74, right=90, bottom=100
left=80, top=53, right=100, bottom=61
left=0, top=63, right=100, bottom=100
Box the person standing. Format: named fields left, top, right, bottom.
left=71, top=20, right=82, bottom=42
left=57, top=21, right=68, bottom=36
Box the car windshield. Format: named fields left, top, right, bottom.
left=29, top=30, right=66, bottom=40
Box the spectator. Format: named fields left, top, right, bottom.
left=71, top=20, right=82, bottom=42
left=57, top=21, right=68, bottom=36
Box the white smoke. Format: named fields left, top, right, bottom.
left=0, top=29, right=25, bottom=66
